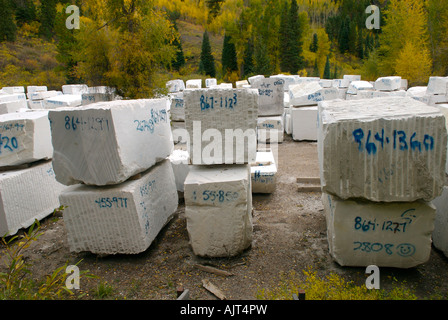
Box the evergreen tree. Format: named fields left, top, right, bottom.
left=0, top=0, right=17, bottom=42
left=323, top=55, right=331, bottom=79
left=312, top=59, right=319, bottom=77
left=171, top=22, right=185, bottom=71
left=254, top=35, right=271, bottom=76
left=242, top=38, right=255, bottom=78
left=279, top=0, right=304, bottom=74
left=338, top=15, right=350, bottom=53
left=15, top=0, right=37, bottom=27
left=356, top=27, right=364, bottom=59
left=199, top=31, right=216, bottom=77
left=39, top=0, right=57, bottom=40
left=222, top=33, right=238, bottom=76
left=310, top=33, right=318, bottom=53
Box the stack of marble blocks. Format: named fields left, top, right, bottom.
left=0, top=109, right=66, bottom=237
left=182, top=87, right=258, bottom=258
left=318, top=96, right=447, bottom=268
left=250, top=76, right=285, bottom=144
left=50, top=98, right=178, bottom=255
left=167, top=79, right=188, bottom=145
left=288, top=80, right=338, bottom=141
left=0, top=86, right=28, bottom=114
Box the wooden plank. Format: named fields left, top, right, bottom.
left=202, top=279, right=226, bottom=300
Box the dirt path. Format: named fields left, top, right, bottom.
left=3, top=135, right=448, bottom=300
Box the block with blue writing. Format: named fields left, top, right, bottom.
left=346, top=80, right=374, bottom=95
left=49, top=98, right=173, bottom=186
left=59, top=159, right=178, bottom=255
left=317, top=96, right=447, bottom=202
left=44, top=94, right=82, bottom=108
left=374, top=76, right=402, bottom=91
left=323, top=193, right=436, bottom=268
left=166, top=79, right=185, bottom=93
left=184, top=164, right=252, bottom=257
left=184, top=88, right=258, bottom=165
left=289, top=82, right=338, bottom=107
left=0, top=160, right=67, bottom=237
left=0, top=110, right=53, bottom=167
left=169, top=92, right=185, bottom=121
left=250, top=150, right=277, bottom=194
left=257, top=116, right=284, bottom=143
left=251, top=77, right=284, bottom=116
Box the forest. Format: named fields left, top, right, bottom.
left=0, top=0, right=447, bottom=98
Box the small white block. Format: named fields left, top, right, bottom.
left=186, top=79, right=202, bottom=89
left=257, top=116, right=284, bottom=143
left=60, top=159, right=178, bottom=255
left=169, top=149, right=190, bottom=193
left=44, top=94, right=82, bottom=108
left=346, top=81, right=374, bottom=95
left=374, top=76, right=402, bottom=91
left=291, top=106, right=318, bottom=141
left=236, top=80, right=249, bottom=88
left=250, top=150, right=277, bottom=194
left=166, top=79, right=185, bottom=92
left=343, top=75, right=361, bottom=82
left=426, top=76, right=448, bottom=95
left=251, top=78, right=284, bottom=116
left=205, top=78, right=217, bottom=88
left=289, top=82, right=338, bottom=107
left=0, top=100, right=27, bottom=114
left=62, top=84, right=89, bottom=95
left=2, top=87, right=25, bottom=94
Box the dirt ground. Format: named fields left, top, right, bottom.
left=3, top=135, right=448, bottom=300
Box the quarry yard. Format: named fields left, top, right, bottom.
left=5, top=135, right=448, bottom=300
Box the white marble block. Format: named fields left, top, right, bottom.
left=186, top=79, right=202, bottom=89
left=171, top=121, right=188, bottom=144
left=169, top=149, right=190, bottom=193
left=332, top=79, right=350, bottom=88
left=426, top=76, right=448, bottom=95
left=343, top=75, right=361, bottom=82
left=49, top=99, right=173, bottom=186
left=257, top=116, right=284, bottom=143
left=62, top=84, right=88, bottom=95
left=29, top=90, right=61, bottom=101
left=60, top=159, right=178, bottom=255
left=251, top=77, right=284, bottom=116
left=345, top=90, right=406, bottom=100
left=205, top=78, right=217, bottom=88
left=44, top=94, right=82, bottom=108
left=346, top=81, right=374, bottom=95
left=184, top=164, right=252, bottom=257
left=166, top=79, right=185, bottom=93
left=318, top=97, right=447, bottom=202
left=406, top=86, right=430, bottom=105
left=0, top=160, right=67, bottom=237
left=0, top=110, right=52, bottom=167
left=291, top=106, right=318, bottom=141
left=0, top=93, right=26, bottom=104
left=323, top=193, right=436, bottom=268
left=0, top=100, right=27, bottom=114
left=27, top=86, right=47, bottom=95
left=184, top=88, right=258, bottom=165
left=248, top=75, right=265, bottom=85
left=375, top=76, right=402, bottom=91
left=169, top=92, right=185, bottom=121
left=431, top=186, right=448, bottom=258
left=250, top=150, right=277, bottom=194
left=236, top=80, right=249, bottom=88
left=289, top=82, right=338, bottom=107
left=2, top=87, right=24, bottom=94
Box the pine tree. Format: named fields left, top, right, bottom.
left=172, top=22, right=185, bottom=71
left=222, top=33, right=238, bottom=76
left=242, top=38, right=255, bottom=78
left=199, top=31, right=216, bottom=77
left=310, top=33, right=318, bottom=53
left=0, top=0, right=17, bottom=42
left=323, top=55, right=331, bottom=79
left=312, top=59, right=319, bottom=77
left=279, top=0, right=304, bottom=74
left=39, top=0, right=57, bottom=40
left=254, top=35, right=272, bottom=76
left=15, top=0, right=37, bottom=27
